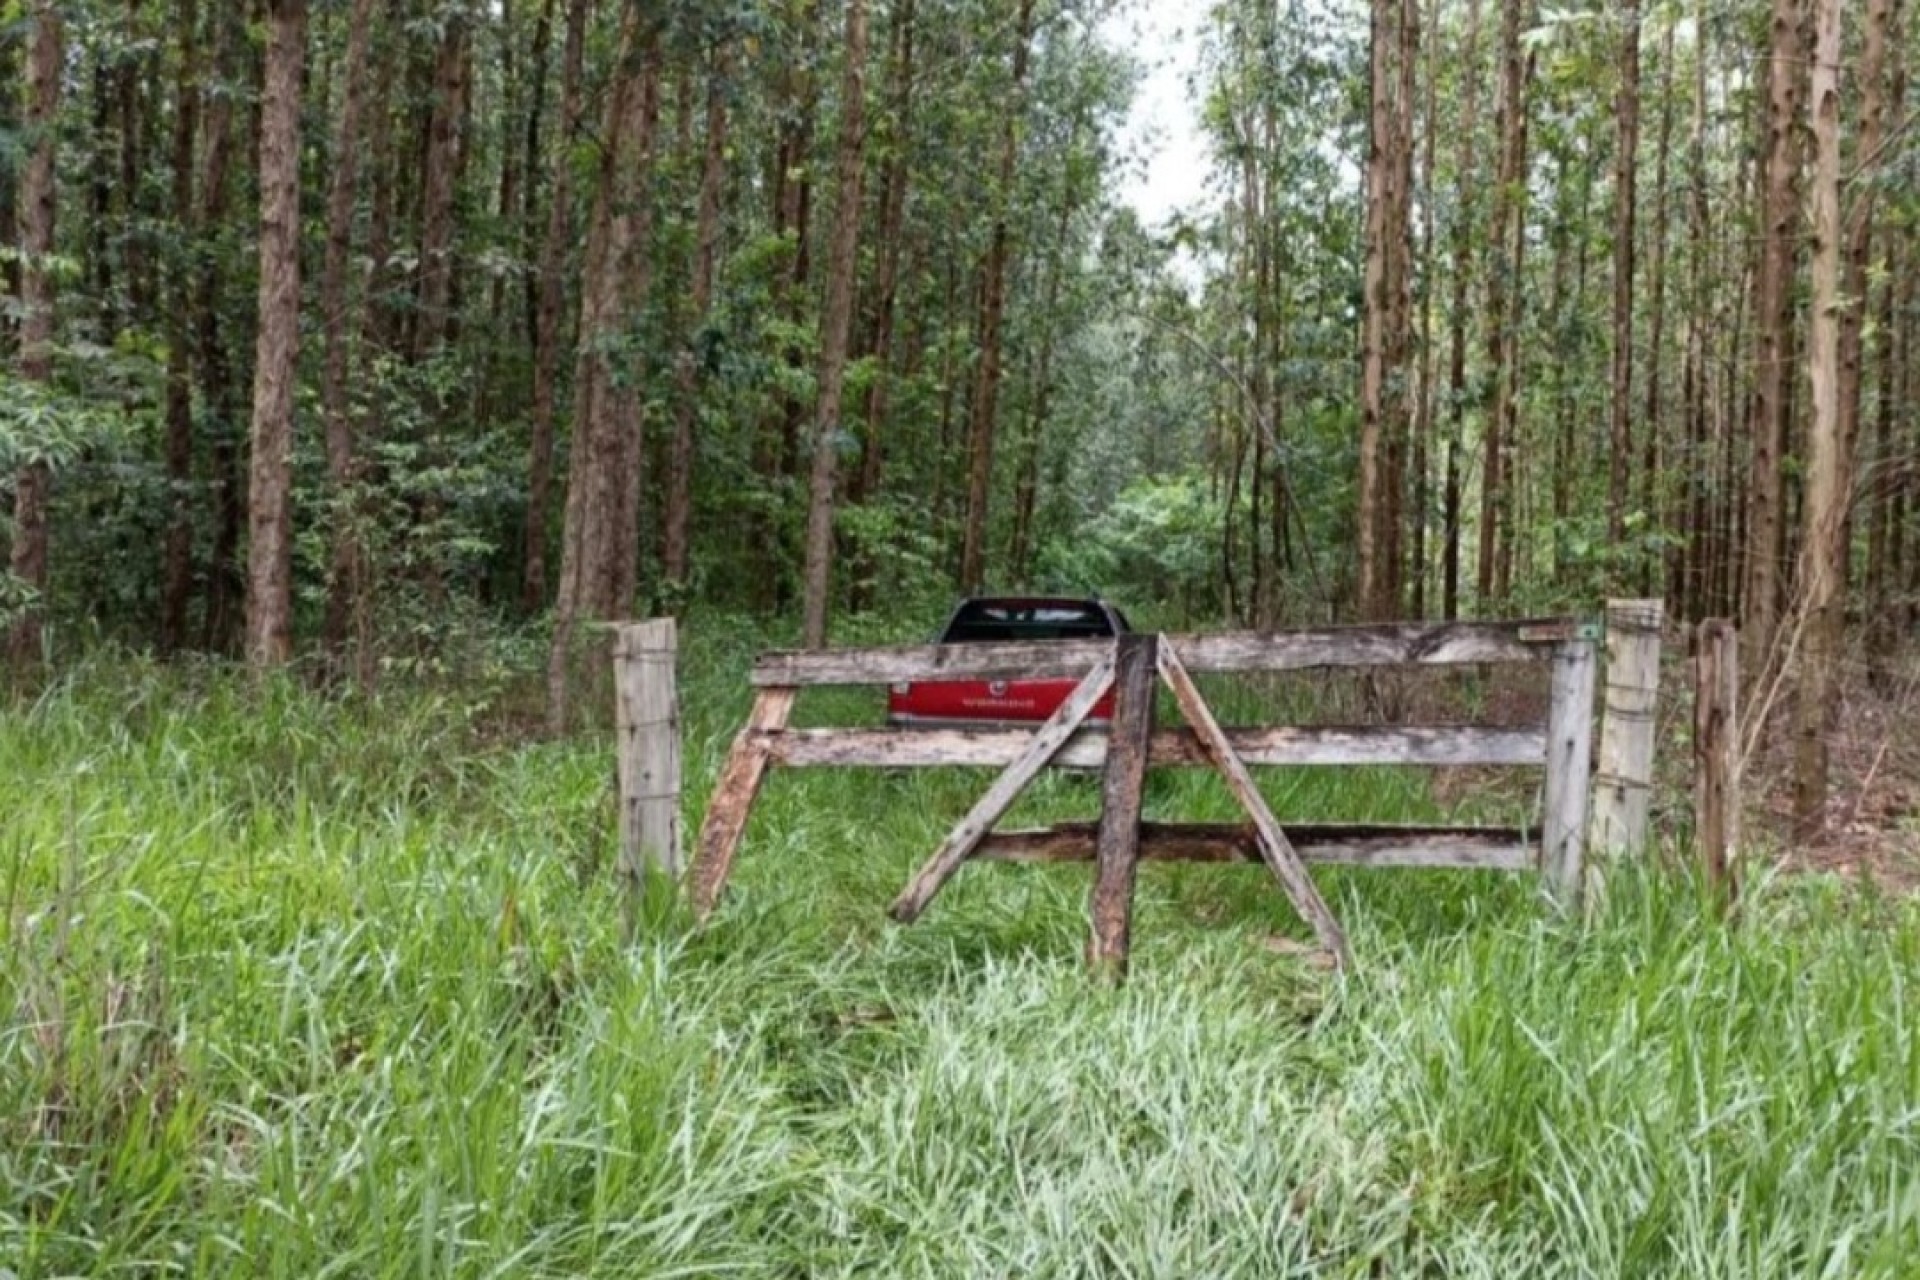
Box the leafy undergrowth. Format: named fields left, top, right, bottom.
left=4, top=643, right=1919, bottom=1278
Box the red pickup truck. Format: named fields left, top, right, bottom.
left=886, top=596, right=1131, bottom=728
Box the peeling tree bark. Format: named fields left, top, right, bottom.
left=546, top=4, right=660, bottom=731
left=1792, top=0, right=1842, bottom=835
left=1744, top=0, right=1805, bottom=677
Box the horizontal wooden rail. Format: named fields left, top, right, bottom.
left=976, top=822, right=1536, bottom=871
left=759, top=724, right=1546, bottom=769
left=750, top=618, right=1585, bottom=687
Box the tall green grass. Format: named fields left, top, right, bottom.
left=3, top=640, right=1917, bottom=1277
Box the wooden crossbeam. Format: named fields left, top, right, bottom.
left=759, top=724, right=1547, bottom=770
left=977, top=822, right=1537, bottom=871
left=888, top=651, right=1118, bottom=923
left=751, top=619, right=1577, bottom=687
left=1157, top=642, right=1353, bottom=970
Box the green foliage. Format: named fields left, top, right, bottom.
left=4, top=646, right=1919, bottom=1274
left=0, top=371, right=128, bottom=473
left=1038, top=472, right=1227, bottom=619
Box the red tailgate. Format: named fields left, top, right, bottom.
left=889, top=677, right=1115, bottom=726
left=886, top=597, right=1126, bottom=728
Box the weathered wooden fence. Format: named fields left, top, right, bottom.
left=664, top=613, right=1663, bottom=976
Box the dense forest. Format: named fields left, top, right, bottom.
left=2, top=0, right=1916, bottom=816
left=13, top=4, right=1920, bottom=1272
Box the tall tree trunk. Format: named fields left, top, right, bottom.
left=521, top=0, right=556, bottom=341
left=1744, top=0, right=1806, bottom=676
left=1793, top=0, right=1842, bottom=834
left=1608, top=0, right=1642, bottom=562
left=1546, top=152, right=1575, bottom=535
left=850, top=0, right=916, bottom=520
left=1009, top=133, right=1082, bottom=585
left=1443, top=0, right=1483, bottom=621
left=546, top=5, right=658, bottom=731
left=665, top=40, right=730, bottom=593
left=1359, top=0, right=1415, bottom=621
left=411, top=3, right=471, bottom=599
left=609, top=61, right=661, bottom=617
left=244, top=0, right=308, bottom=670
left=1866, top=227, right=1908, bottom=669
left=0, top=34, right=17, bottom=335
left=958, top=0, right=1036, bottom=595
left=87, top=59, right=115, bottom=340
left=1478, top=0, right=1531, bottom=608
left=1680, top=0, right=1714, bottom=620
left=160, top=0, right=202, bottom=654
left=522, top=0, right=587, bottom=611
left=490, top=0, right=521, bottom=333
left=319, top=0, right=380, bottom=673
left=846, top=0, right=917, bottom=613
left=118, top=0, right=153, bottom=319
left=7, top=1, right=63, bottom=668
left=800, top=0, right=869, bottom=646
left=415, top=10, right=469, bottom=357
left=1493, top=53, right=1534, bottom=604
left=1645, top=17, right=1677, bottom=600
left=196, top=10, right=243, bottom=654
left=1837, top=0, right=1894, bottom=604
left=1411, top=0, right=1438, bottom=617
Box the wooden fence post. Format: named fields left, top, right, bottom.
left=1542, top=634, right=1598, bottom=910
left=1087, top=633, right=1156, bottom=979
left=1694, top=619, right=1739, bottom=905
left=615, top=620, right=682, bottom=925
left=1590, top=599, right=1664, bottom=872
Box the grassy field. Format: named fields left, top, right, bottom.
left=5, top=628, right=1920, bottom=1277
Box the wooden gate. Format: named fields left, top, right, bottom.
left=686, top=618, right=1604, bottom=974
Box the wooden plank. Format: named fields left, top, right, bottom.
left=1589, top=599, right=1664, bottom=869
left=978, top=822, right=1538, bottom=871
left=761, top=723, right=1548, bottom=769
left=614, top=620, right=682, bottom=941
left=1541, top=638, right=1598, bottom=911
left=889, top=651, right=1118, bottom=923
left=1088, top=635, right=1156, bottom=978
left=687, top=687, right=796, bottom=921
left=1170, top=619, right=1567, bottom=673
left=756, top=636, right=1113, bottom=686
left=751, top=618, right=1577, bottom=686
left=1156, top=642, right=1352, bottom=970
left=1694, top=619, right=1739, bottom=907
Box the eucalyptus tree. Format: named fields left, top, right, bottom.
left=8, top=0, right=63, bottom=666
left=1744, top=0, right=1805, bottom=675
left=800, top=0, right=867, bottom=646
left=243, top=0, right=308, bottom=670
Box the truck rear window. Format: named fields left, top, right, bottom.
left=942, top=602, right=1116, bottom=643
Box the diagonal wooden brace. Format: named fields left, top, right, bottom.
left=1156, top=642, right=1353, bottom=971
left=1087, top=633, right=1157, bottom=979
left=688, top=687, right=796, bottom=921
left=889, top=650, right=1119, bottom=923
